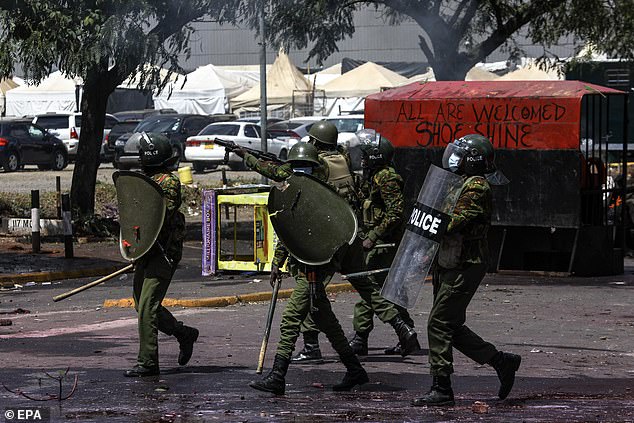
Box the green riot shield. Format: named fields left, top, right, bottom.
left=113, top=171, right=166, bottom=261
left=268, top=172, right=358, bottom=265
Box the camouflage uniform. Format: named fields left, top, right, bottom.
left=428, top=175, right=499, bottom=377
left=353, top=165, right=414, bottom=334
left=132, top=170, right=187, bottom=370
left=244, top=153, right=327, bottom=182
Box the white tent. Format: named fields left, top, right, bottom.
left=319, top=62, right=408, bottom=116
left=498, top=59, right=562, bottom=81
left=465, top=66, right=500, bottom=81
left=231, top=52, right=312, bottom=111
left=0, top=78, right=19, bottom=116
left=305, top=63, right=342, bottom=87
left=154, top=64, right=256, bottom=114
left=321, top=62, right=408, bottom=98
left=5, top=71, right=82, bottom=117
left=401, top=68, right=436, bottom=85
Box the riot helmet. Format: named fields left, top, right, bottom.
left=442, top=134, right=495, bottom=176
left=357, top=128, right=395, bottom=169
left=308, top=121, right=338, bottom=146
left=139, top=132, right=178, bottom=169
left=287, top=142, right=320, bottom=174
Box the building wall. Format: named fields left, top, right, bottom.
left=180, top=8, right=579, bottom=72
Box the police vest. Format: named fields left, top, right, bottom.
left=319, top=151, right=357, bottom=207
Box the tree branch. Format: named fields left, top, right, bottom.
left=448, top=0, right=473, bottom=28
left=474, top=0, right=562, bottom=60
left=453, top=0, right=479, bottom=37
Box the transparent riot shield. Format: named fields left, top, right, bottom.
left=381, top=165, right=464, bottom=308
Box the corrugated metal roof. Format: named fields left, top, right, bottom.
left=368, top=80, right=625, bottom=101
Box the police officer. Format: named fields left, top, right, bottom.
left=124, top=132, right=199, bottom=377
left=348, top=129, right=419, bottom=357
left=412, top=134, right=521, bottom=406
left=248, top=142, right=369, bottom=394
left=240, top=123, right=419, bottom=362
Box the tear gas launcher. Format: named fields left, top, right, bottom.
left=214, top=138, right=282, bottom=164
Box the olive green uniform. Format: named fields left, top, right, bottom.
left=428, top=175, right=499, bottom=377
left=353, top=165, right=414, bottom=333
left=132, top=171, right=186, bottom=369
left=271, top=245, right=353, bottom=360
left=245, top=151, right=357, bottom=359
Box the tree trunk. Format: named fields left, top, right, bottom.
left=70, top=74, right=110, bottom=217
left=429, top=50, right=477, bottom=81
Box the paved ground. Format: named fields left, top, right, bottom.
left=0, top=235, right=633, bottom=422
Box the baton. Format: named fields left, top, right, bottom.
left=341, top=267, right=390, bottom=280
left=256, top=273, right=282, bottom=374
left=374, top=243, right=396, bottom=249
left=307, top=267, right=318, bottom=314
left=52, top=264, right=134, bottom=302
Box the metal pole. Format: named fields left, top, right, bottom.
left=62, top=194, right=74, bottom=259
left=259, top=0, right=268, bottom=185
left=31, top=190, right=40, bottom=253
left=56, top=176, right=62, bottom=219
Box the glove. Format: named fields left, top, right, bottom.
left=362, top=238, right=375, bottom=250
left=270, top=264, right=281, bottom=288
left=233, top=147, right=247, bottom=158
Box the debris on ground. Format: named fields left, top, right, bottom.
left=472, top=401, right=489, bottom=414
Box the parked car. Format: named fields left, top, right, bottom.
left=33, top=112, right=119, bottom=161
left=185, top=121, right=290, bottom=172
left=111, top=108, right=177, bottom=122
left=236, top=116, right=285, bottom=125
left=102, top=120, right=141, bottom=163
left=114, top=114, right=232, bottom=170
left=0, top=119, right=68, bottom=172
left=267, top=119, right=316, bottom=147
left=297, top=115, right=365, bottom=170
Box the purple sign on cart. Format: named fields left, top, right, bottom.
left=202, top=189, right=216, bottom=276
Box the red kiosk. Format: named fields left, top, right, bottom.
left=366, top=81, right=629, bottom=275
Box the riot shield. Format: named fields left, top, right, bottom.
left=381, top=165, right=464, bottom=308
left=268, top=172, right=358, bottom=265
left=113, top=171, right=166, bottom=261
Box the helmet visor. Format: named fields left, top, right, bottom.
left=442, top=142, right=465, bottom=172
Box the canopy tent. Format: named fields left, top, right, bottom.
left=154, top=64, right=256, bottom=114
left=401, top=68, right=436, bottom=85
left=305, top=63, right=341, bottom=87
left=231, top=52, right=312, bottom=112
left=320, top=62, right=408, bottom=98
left=318, top=62, right=408, bottom=116
left=465, top=66, right=500, bottom=81
left=498, top=60, right=562, bottom=81
left=0, top=78, right=19, bottom=116
left=119, top=64, right=181, bottom=90
left=5, top=71, right=82, bottom=117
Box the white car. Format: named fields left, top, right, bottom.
left=33, top=112, right=119, bottom=160
left=185, top=121, right=290, bottom=172
left=298, top=114, right=365, bottom=169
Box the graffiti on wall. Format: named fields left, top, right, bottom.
left=373, top=98, right=578, bottom=149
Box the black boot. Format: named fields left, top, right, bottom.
left=175, top=325, right=199, bottom=366
left=291, top=331, right=323, bottom=363
left=411, top=375, right=455, bottom=406
left=249, top=354, right=290, bottom=395
left=384, top=342, right=401, bottom=355
left=489, top=351, right=521, bottom=399
left=348, top=331, right=369, bottom=356
left=333, top=352, right=369, bottom=391
left=389, top=316, right=420, bottom=357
